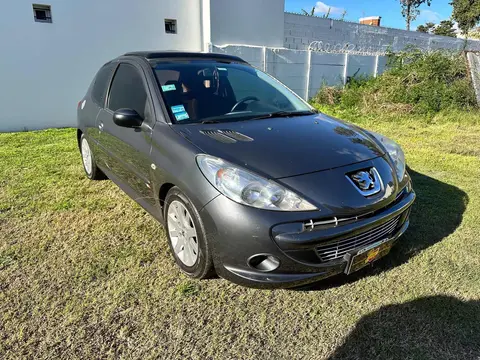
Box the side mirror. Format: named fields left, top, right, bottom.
left=113, top=108, right=143, bottom=128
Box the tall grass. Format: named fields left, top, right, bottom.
left=312, top=49, right=478, bottom=116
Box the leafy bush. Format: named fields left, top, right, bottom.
left=312, top=49, right=477, bottom=114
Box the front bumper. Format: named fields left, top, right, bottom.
left=200, top=187, right=416, bottom=289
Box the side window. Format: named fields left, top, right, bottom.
left=92, top=63, right=115, bottom=107
left=108, top=64, right=148, bottom=118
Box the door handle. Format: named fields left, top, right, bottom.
left=98, top=122, right=104, bottom=131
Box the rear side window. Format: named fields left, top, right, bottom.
left=108, top=64, right=147, bottom=118
left=92, top=63, right=115, bottom=107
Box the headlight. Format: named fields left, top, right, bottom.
left=196, top=155, right=317, bottom=211
left=370, top=132, right=406, bottom=182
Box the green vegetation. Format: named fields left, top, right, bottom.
left=451, top=0, right=480, bottom=34
left=434, top=20, right=458, bottom=37
left=417, top=20, right=457, bottom=37
left=417, top=21, right=436, bottom=33
left=313, top=50, right=477, bottom=116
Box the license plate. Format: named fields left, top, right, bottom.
left=344, top=237, right=395, bottom=275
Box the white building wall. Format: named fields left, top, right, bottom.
left=209, top=0, right=285, bottom=48
left=0, top=0, right=203, bottom=132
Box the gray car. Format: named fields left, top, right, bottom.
left=77, top=51, right=415, bottom=288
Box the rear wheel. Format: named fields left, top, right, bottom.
left=164, top=187, right=215, bottom=279
left=80, top=134, right=106, bottom=180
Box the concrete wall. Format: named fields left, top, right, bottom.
left=212, top=45, right=387, bottom=100
left=0, top=0, right=203, bottom=132
left=209, top=0, right=285, bottom=48
left=284, top=12, right=480, bottom=52
left=467, top=53, right=480, bottom=104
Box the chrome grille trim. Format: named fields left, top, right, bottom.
left=316, top=214, right=401, bottom=262
left=304, top=215, right=359, bottom=230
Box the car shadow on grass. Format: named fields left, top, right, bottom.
left=295, top=168, right=468, bottom=291
left=326, top=295, right=480, bottom=359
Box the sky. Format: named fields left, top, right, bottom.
left=284, top=0, right=455, bottom=30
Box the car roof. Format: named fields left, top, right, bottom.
left=122, top=51, right=248, bottom=64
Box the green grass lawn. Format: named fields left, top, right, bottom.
left=1, top=111, right=479, bottom=359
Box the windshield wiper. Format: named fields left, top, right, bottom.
left=250, top=110, right=316, bottom=121
left=200, top=110, right=316, bottom=124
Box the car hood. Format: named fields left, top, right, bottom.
left=173, top=113, right=384, bottom=179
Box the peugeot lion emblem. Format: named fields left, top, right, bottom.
left=347, top=168, right=383, bottom=196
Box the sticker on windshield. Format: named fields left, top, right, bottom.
left=161, top=84, right=176, bottom=92
left=171, top=105, right=186, bottom=114
left=174, top=111, right=190, bottom=121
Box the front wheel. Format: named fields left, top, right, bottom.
left=80, top=134, right=106, bottom=180
left=164, top=187, right=215, bottom=279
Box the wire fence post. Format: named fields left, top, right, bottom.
left=343, top=53, right=349, bottom=86
left=263, top=46, right=267, bottom=72
left=374, top=55, right=379, bottom=78
left=305, top=49, right=312, bottom=101
left=466, top=52, right=480, bottom=106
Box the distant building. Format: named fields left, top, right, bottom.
left=359, top=16, right=382, bottom=26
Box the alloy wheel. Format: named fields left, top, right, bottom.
left=81, top=138, right=93, bottom=175
left=167, top=200, right=199, bottom=267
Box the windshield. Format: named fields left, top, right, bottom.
left=153, top=61, right=313, bottom=124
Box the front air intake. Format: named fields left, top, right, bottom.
left=200, top=130, right=237, bottom=143
left=315, top=214, right=401, bottom=262
left=200, top=130, right=254, bottom=143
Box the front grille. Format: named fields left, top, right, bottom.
left=315, top=214, right=401, bottom=262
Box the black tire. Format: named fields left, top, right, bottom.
left=164, top=187, right=215, bottom=279
left=80, top=134, right=106, bottom=180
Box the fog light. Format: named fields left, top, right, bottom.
left=247, top=254, right=280, bottom=272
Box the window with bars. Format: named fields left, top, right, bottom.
left=165, top=19, right=177, bottom=34
left=33, top=4, right=52, bottom=23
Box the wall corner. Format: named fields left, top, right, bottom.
left=201, top=0, right=212, bottom=52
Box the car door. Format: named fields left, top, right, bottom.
left=80, top=62, right=116, bottom=154
left=95, top=62, right=155, bottom=204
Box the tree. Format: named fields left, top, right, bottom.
left=467, top=26, right=480, bottom=38
left=451, top=0, right=480, bottom=35
left=417, top=22, right=436, bottom=32
left=400, top=0, right=433, bottom=31
left=417, top=20, right=457, bottom=37
left=434, top=20, right=457, bottom=37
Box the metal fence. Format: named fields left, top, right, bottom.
left=212, top=44, right=387, bottom=100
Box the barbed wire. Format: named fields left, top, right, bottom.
left=308, top=41, right=388, bottom=56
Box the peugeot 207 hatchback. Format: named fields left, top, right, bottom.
left=77, top=51, right=415, bottom=288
